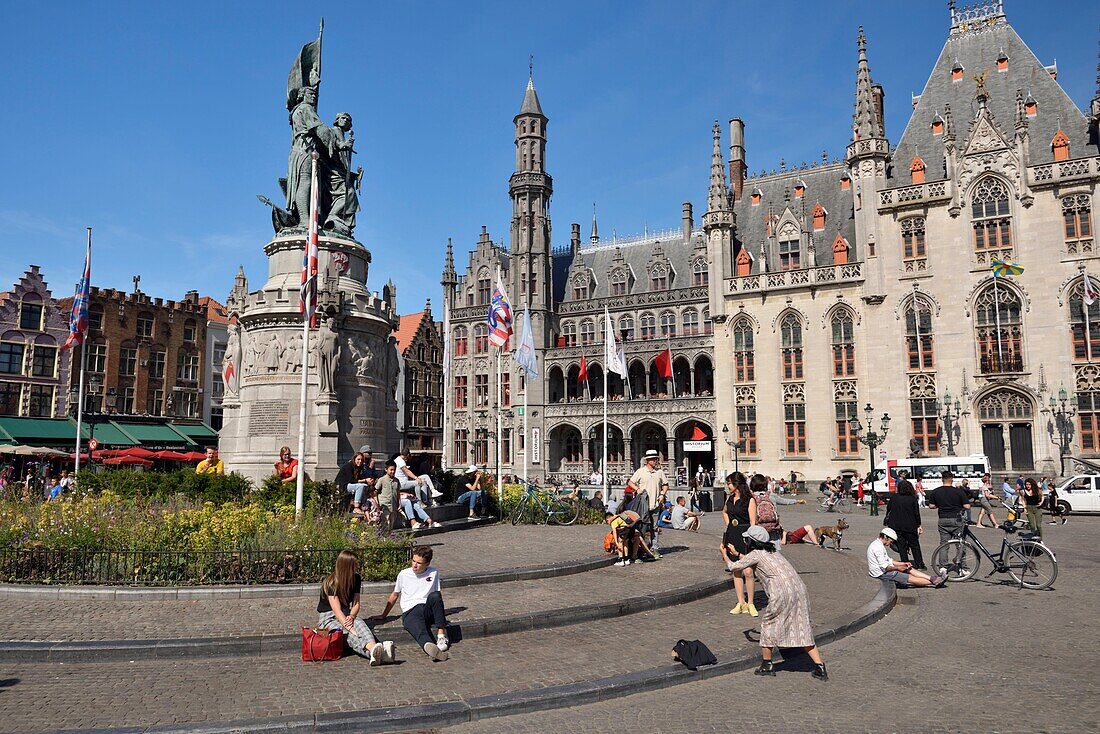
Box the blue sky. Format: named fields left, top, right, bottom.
left=3, top=1, right=1098, bottom=313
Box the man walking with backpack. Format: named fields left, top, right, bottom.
left=626, top=450, right=669, bottom=557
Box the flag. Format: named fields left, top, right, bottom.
left=1084, top=273, right=1098, bottom=307
left=990, top=258, right=1024, bottom=278
left=300, top=156, right=320, bottom=327
left=62, top=236, right=92, bottom=350
left=513, top=310, right=538, bottom=380
left=690, top=425, right=707, bottom=441
left=655, top=348, right=673, bottom=379
left=605, top=309, right=626, bottom=376
left=578, top=354, right=588, bottom=382
left=912, top=291, right=931, bottom=314
left=487, top=277, right=513, bottom=347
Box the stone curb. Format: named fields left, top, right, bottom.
left=0, top=576, right=733, bottom=663
left=44, top=580, right=896, bottom=733
left=0, top=534, right=608, bottom=601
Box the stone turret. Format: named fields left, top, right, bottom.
left=703, top=121, right=734, bottom=322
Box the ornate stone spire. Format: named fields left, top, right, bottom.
left=441, top=237, right=457, bottom=287
left=706, top=121, right=731, bottom=213
left=852, top=26, right=884, bottom=142
left=1091, top=31, right=1100, bottom=121
left=590, top=203, right=599, bottom=244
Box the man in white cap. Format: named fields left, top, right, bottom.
left=867, top=528, right=944, bottom=588
left=626, top=449, right=669, bottom=556
left=456, top=465, right=487, bottom=519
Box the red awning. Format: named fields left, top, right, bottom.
left=181, top=451, right=207, bottom=462
left=103, top=456, right=153, bottom=467
left=121, top=447, right=158, bottom=460
left=153, top=450, right=191, bottom=462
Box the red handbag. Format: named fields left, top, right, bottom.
left=301, top=626, right=345, bottom=662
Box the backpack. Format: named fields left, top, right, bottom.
left=755, top=493, right=780, bottom=533
left=603, top=531, right=615, bottom=553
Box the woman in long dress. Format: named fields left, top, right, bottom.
left=730, top=525, right=828, bottom=680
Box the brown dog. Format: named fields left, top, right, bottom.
left=814, top=518, right=848, bottom=550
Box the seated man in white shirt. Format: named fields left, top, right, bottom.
left=867, top=528, right=944, bottom=588
left=669, top=496, right=700, bottom=532
left=395, top=448, right=442, bottom=506
left=374, top=545, right=451, bottom=661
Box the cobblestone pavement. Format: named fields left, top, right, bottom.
left=0, top=513, right=872, bottom=732
left=443, top=505, right=1100, bottom=734
left=0, top=523, right=722, bottom=642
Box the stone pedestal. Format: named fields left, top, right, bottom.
left=219, top=231, right=400, bottom=484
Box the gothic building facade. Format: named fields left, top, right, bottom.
left=444, top=2, right=1100, bottom=484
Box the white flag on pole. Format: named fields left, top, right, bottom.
left=1084, top=272, right=1098, bottom=306
left=513, top=310, right=538, bottom=380
left=605, top=308, right=626, bottom=376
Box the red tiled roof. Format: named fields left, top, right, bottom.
left=393, top=311, right=426, bottom=355
left=197, top=296, right=230, bottom=324
left=0, top=291, right=10, bottom=308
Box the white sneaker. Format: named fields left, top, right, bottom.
left=431, top=489, right=444, bottom=498
left=436, top=632, right=450, bottom=652
left=614, top=559, right=626, bottom=567
left=424, top=641, right=449, bottom=661
left=369, top=643, right=384, bottom=666
left=382, top=640, right=396, bottom=663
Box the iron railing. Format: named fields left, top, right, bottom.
left=0, top=545, right=413, bottom=586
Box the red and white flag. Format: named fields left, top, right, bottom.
left=487, top=277, right=513, bottom=348
left=1084, top=272, right=1098, bottom=307
left=300, top=155, right=320, bottom=328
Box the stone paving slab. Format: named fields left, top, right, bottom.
left=441, top=508, right=1099, bottom=734
left=0, top=517, right=872, bottom=733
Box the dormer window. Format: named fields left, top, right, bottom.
left=1024, top=98, right=1038, bottom=118
left=736, top=248, right=752, bottom=277
left=951, top=59, right=964, bottom=82
left=832, top=233, right=849, bottom=265
left=811, top=204, right=827, bottom=231
left=931, top=116, right=944, bottom=136
left=610, top=269, right=628, bottom=296
left=839, top=176, right=851, bottom=191
left=793, top=180, right=806, bottom=198
left=1051, top=130, right=1070, bottom=162
left=996, top=51, right=1009, bottom=72
left=910, top=156, right=926, bottom=184
left=572, top=274, right=591, bottom=300
left=691, top=259, right=708, bottom=287
left=650, top=264, right=668, bottom=291
left=750, top=190, right=762, bottom=206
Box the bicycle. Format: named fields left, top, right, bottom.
left=816, top=492, right=851, bottom=514
left=929, top=519, right=1057, bottom=590
left=509, top=479, right=580, bottom=526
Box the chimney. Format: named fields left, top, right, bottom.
left=871, top=85, right=885, bottom=136
left=570, top=223, right=580, bottom=254
left=682, top=202, right=693, bottom=240
left=728, top=118, right=746, bottom=200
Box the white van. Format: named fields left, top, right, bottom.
left=1054, top=475, right=1100, bottom=514
left=868, top=455, right=990, bottom=495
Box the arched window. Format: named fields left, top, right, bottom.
left=901, top=217, right=927, bottom=261
left=640, top=312, right=656, bottom=340
left=905, top=297, right=934, bottom=370
left=650, top=264, right=668, bottom=291
left=692, top=259, right=708, bottom=286
left=783, top=384, right=807, bottom=455
left=610, top=269, right=629, bottom=296
left=477, top=269, right=492, bottom=305
left=702, top=308, right=712, bottom=335
left=682, top=309, right=699, bottom=336
left=732, top=318, right=754, bottom=383
left=834, top=382, right=859, bottom=456
left=474, top=324, right=489, bottom=353
left=548, top=366, right=565, bottom=403
left=975, top=284, right=1023, bottom=374
left=619, top=315, right=635, bottom=341
left=831, top=308, right=855, bottom=377
left=561, top=321, right=577, bottom=347
left=564, top=429, right=583, bottom=463
left=660, top=311, right=676, bottom=338
left=1063, top=194, right=1093, bottom=256
left=1069, top=278, right=1100, bottom=362
left=454, top=326, right=468, bottom=356
left=909, top=373, right=939, bottom=456
left=780, top=313, right=803, bottom=380
left=579, top=319, right=595, bottom=345
left=572, top=274, right=590, bottom=300
left=971, top=178, right=1012, bottom=253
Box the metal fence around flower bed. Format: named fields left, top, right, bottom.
left=0, top=546, right=414, bottom=586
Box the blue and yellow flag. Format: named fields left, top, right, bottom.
left=990, top=258, right=1024, bottom=278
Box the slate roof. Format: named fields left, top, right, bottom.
left=891, top=14, right=1089, bottom=182
left=518, top=78, right=545, bottom=117
left=733, top=164, right=857, bottom=266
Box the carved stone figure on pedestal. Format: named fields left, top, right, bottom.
left=284, top=333, right=302, bottom=372
left=314, top=318, right=340, bottom=394
left=321, top=112, right=361, bottom=235
left=265, top=333, right=284, bottom=373
left=224, top=325, right=241, bottom=396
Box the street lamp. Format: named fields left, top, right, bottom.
left=1048, top=384, right=1077, bottom=477
left=722, top=423, right=748, bottom=474
left=934, top=388, right=962, bottom=457
left=849, top=403, right=890, bottom=515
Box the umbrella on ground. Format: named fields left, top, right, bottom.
left=153, top=450, right=191, bottom=462
left=121, top=447, right=158, bottom=460
left=103, top=456, right=153, bottom=467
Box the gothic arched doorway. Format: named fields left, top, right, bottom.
left=977, top=389, right=1035, bottom=472
left=630, top=421, right=668, bottom=468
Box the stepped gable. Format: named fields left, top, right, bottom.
left=892, top=6, right=1088, bottom=182
left=732, top=163, right=856, bottom=265
left=552, top=228, right=704, bottom=303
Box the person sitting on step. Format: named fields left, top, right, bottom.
left=456, top=465, right=488, bottom=518
left=373, top=545, right=450, bottom=661
left=318, top=550, right=395, bottom=665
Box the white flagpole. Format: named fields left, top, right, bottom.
left=602, top=306, right=610, bottom=499
left=912, top=291, right=924, bottom=373
left=442, top=287, right=451, bottom=471
left=295, top=154, right=319, bottom=516
left=496, top=350, right=503, bottom=505
left=73, top=227, right=91, bottom=475
left=522, top=359, right=528, bottom=482
left=1084, top=274, right=1094, bottom=362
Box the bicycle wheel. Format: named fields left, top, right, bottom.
left=1006, top=540, right=1057, bottom=590
left=509, top=497, right=528, bottom=526
left=835, top=497, right=852, bottom=514
left=931, top=540, right=981, bottom=582
left=547, top=496, right=579, bottom=526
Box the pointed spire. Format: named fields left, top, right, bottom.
left=1091, top=31, right=1100, bottom=120
left=852, top=26, right=884, bottom=142
left=441, top=237, right=457, bottom=286
left=518, top=73, right=544, bottom=117
left=707, top=120, right=730, bottom=213
left=590, top=203, right=599, bottom=244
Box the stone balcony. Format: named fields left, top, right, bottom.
left=877, top=180, right=951, bottom=211
left=1029, top=156, right=1100, bottom=189
left=724, top=262, right=864, bottom=295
